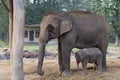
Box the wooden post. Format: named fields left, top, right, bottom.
left=11, top=0, right=25, bottom=80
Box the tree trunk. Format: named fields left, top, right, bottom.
left=38, top=0, right=40, bottom=5
left=114, top=10, right=119, bottom=46
left=2, top=0, right=13, bottom=56
left=8, top=0, right=13, bottom=56
left=34, top=0, right=36, bottom=4
left=11, top=0, right=25, bottom=80
left=115, top=30, right=119, bottom=46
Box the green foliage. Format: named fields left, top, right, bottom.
left=0, top=0, right=120, bottom=44
left=0, top=0, right=9, bottom=41
left=89, top=0, right=120, bottom=44
left=112, top=22, right=120, bottom=30
left=25, top=0, right=63, bottom=24
left=23, top=0, right=120, bottom=44
left=108, top=43, right=120, bottom=49
left=25, top=4, right=42, bottom=24
left=109, top=26, right=115, bottom=43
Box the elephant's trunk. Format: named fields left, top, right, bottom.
left=37, top=41, right=46, bottom=75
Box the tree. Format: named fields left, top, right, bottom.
left=111, top=0, right=120, bottom=46
left=11, top=0, right=25, bottom=79
left=25, top=0, right=63, bottom=25
left=1, top=0, right=13, bottom=49
left=89, top=0, right=120, bottom=46
left=1, top=0, right=25, bottom=79
left=8, top=0, right=13, bottom=50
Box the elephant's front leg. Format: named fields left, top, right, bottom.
left=81, top=60, right=88, bottom=75
left=61, top=46, right=72, bottom=76
left=58, top=41, right=65, bottom=74
left=77, top=63, right=80, bottom=71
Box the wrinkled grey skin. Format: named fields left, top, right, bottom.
left=38, top=11, right=110, bottom=76
left=75, top=48, right=103, bottom=75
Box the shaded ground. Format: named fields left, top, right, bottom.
left=0, top=48, right=120, bottom=80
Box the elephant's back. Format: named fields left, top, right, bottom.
left=63, top=11, right=110, bottom=33
left=83, top=48, right=102, bottom=55
left=68, top=11, right=110, bottom=38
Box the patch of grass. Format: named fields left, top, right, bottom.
left=46, top=45, right=58, bottom=52
left=1, top=41, right=120, bottom=51
left=0, top=60, right=10, bottom=65
left=24, top=43, right=117, bottom=53
left=108, top=43, right=120, bottom=49
left=24, top=43, right=58, bottom=51
left=24, top=43, right=39, bottom=51
left=0, top=40, right=8, bottom=48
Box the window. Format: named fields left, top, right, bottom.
left=24, top=30, right=28, bottom=38
left=29, top=31, right=34, bottom=41
left=35, top=30, right=40, bottom=38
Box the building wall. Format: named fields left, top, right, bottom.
left=24, top=27, right=40, bottom=43
left=24, top=25, right=58, bottom=44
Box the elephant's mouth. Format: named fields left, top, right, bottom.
left=48, top=33, right=56, bottom=40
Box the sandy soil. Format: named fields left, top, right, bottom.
left=0, top=48, right=120, bottom=80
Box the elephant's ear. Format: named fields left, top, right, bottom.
left=80, top=51, right=86, bottom=60
left=60, top=20, right=72, bottom=35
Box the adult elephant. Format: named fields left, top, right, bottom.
left=38, top=11, right=110, bottom=76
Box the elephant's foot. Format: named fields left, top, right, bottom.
left=59, top=70, right=64, bottom=76
left=81, top=72, right=87, bottom=75
left=102, top=67, right=107, bottom=72
left=62, top=71, right=72, bottom=76
left=96, top=71, right=102, bottom=74
left=59, top=67, right=65, bottom=75
left=38, top=70, right=44, bottom=76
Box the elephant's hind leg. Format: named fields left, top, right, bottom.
left=60, top=42, right=74, bottom=76
left=61, top=46, right=72, bottom=76
left=97, top=40, right=108, bottom=71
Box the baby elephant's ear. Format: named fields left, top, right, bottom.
left=60, top=20, right=72, bottom=35
left=80, top=51, right=85, bottom=60
left=81, top=55, right=84, bottom=60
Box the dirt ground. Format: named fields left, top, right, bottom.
left=0, top=49, right=120, bottom=80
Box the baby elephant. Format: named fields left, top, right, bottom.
left=75, top=48, right=103, bottom=75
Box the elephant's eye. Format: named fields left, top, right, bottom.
left=47, top=24, right=55, bottom=40
left=48, top=24, right=54, bottom=32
